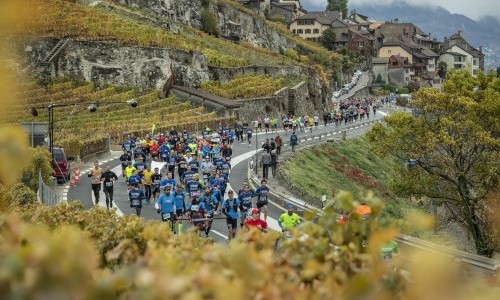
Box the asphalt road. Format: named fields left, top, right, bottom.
left=68, top=72, right=380, bottom=243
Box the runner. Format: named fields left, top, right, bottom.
left=128, top=170, right=143, bottom=189
left=254, top=179, right=270, bottom=221
left=290, top=131, right=298, bottom=152
left=238, top=184, right=254, bottom=229
left=159, top=172, right=176, bottom=192
left=100, top=165, right=118, bottom=209
left=124, top=161, right=136, bottom=184
left=172, top=184, right=187, bottom=234
left=142, top=164, right=154, bottom=204
left=278, top=204, right=301, bottom=232
left=119, top=150, right=132, bottom=177
left=246, top=127, right=253, bottom=146
left=129, top=183, right=145, bottom=217
left=245, top=208, right=268, bottom=233
left=186, top=193, right=207, bottom=237
left=200, top=186, right=219, bottom=237
left=88, top=161, right=103, bottom=205
left=222, top=190, right=240, bottom=240
left=151, top=167, right=162, bottom=203
left=155, top=186, right=176, bottom=232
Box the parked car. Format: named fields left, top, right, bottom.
left=52, top=147, right=71, bottom=183
left=333, top=91, right=341, bottom=98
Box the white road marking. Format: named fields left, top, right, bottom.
left=210, top=230, right=228, bottom=240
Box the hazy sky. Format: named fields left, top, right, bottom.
left=302, top=0, right=500, bottom=21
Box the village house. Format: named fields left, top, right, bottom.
left=289, top=11, right=342, bottom=42
left=270, top=0, right=306, bottom=24
left=439, top=30, right=484, bottom=76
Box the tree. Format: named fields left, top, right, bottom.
left=437, top=61, right=448, bottom=79
left=327, top=0, right=348, bottom=19
left=201, top=9, right=219, bottom=37
left=367, top=70, right=500, bottom=256
left=319, top=28, right=336, bottom=51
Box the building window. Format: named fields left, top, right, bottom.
left=428, top=64, right=435, bottom=69
left=473, top=59, right=478, bottom=66
left=454, top=56, right=463, bottom=62
left=410, top=75, right=415, bottom=80
left=406, top=69, right=409, bottom=74
left=410, top=67, right=414, bottom=72
left=405, top=77, right=409, bottom=82
left=292, top=29, right=296, bottom=34
left=297, top=20, right=314, bottom=25
left=313, top=29, right=319, bottom=34
left=357, top=41, right=364, bottom=48
left=473, top=69, right=478, bottom=75
left=305, top=29, right=311, bottom=34
left=341, top=33, right=348, bottom=38
left=392, top=61, right=398, bottom=66
left=297, top=29, right=303, bottom=34
left=453, top=64, right=462, bottom=69
left=388, top=50, right=392, bottom=54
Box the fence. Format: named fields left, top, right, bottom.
left=37, top=170, right=60, bottom=206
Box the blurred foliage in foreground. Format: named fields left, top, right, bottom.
left=0, top=2, right=499, bottom=300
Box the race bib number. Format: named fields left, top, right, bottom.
left=131, top=199, right=140, bottom=206
left=92, top=176, right=100, bottom=182
left=105, top=181, right=113, bottom=187
left=191, top=205, right=199, bottom=211
left=162, top=213, right=171, bottom=219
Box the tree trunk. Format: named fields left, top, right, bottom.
left=458, top=176, right=494, bottom=257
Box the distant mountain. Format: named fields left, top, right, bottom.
left=349, top=2, right=500, bottom=69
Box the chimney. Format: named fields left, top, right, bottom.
left=458, top=29, right=464, bottom=36
left=479, top=46, right=483, bottom=53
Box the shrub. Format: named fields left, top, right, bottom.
left=201, top=9, right=220, bottom=37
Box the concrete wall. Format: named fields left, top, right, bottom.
left=379, top=46, right=413, bottom=64
left=237, top=91, right=288, bottom=122
left=292, top=81, right=316, bottom=116
left=372, top=63, right=388, bottom=83
left=388, top=68, right=406, bottom=88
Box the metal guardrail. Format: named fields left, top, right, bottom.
left=246, top=121, right=500, bottom=275
left=37, top=170, right=60, bottom=206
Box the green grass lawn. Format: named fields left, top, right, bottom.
left=283, top=137, right=421, bottom=225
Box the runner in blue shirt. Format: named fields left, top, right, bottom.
left=156, top=187, right=176, bottom=232
left=238, top=184, right=254, bottom=229
left=182, top=165, right=196, bottom=185
left=222, top=190, right=240, bottom=240
left=129, top=184, right=145, bottom=217
left=200, top=186, right=219, bottom=237
left=186, top=174, right=203, bottom=198
left=159, top=172, right=176, bottom=192
left=255, top=179, right=270, bottom=221
left=159, top=143, right=170, bottom=162
left=171, top=184, right=187, bottom=234
left=186, top=193, right=207, bottom=237
left=128, top=170, right=143, bottom=189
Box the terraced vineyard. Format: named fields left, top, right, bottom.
left=201, top=75, right=287, bottom=99
left=10, top=79, right=235, bottom=146
left=18, top=0, right=296, bottom=67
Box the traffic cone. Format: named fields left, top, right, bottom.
left=69, top=174, right=76, bottom=187
left=74, top=167, right=80, bottom=182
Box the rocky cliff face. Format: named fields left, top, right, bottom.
left=25, top=38, right=210, bottom=90
left=108, top=0, right=297, bottom=52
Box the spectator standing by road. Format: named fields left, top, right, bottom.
left=275, top=134, right=283, bottom=155
left=270, top=149, right=278, bottom=177
left=290, top=132, right=298, bottom=152
left=260, top=150, right=271, bottom=179
left=88, top=161, right=103, bottom=205
left=100, top=165, right=118, bottom=209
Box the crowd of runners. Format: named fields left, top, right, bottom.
left=86, top=95, right=387, bottom=239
